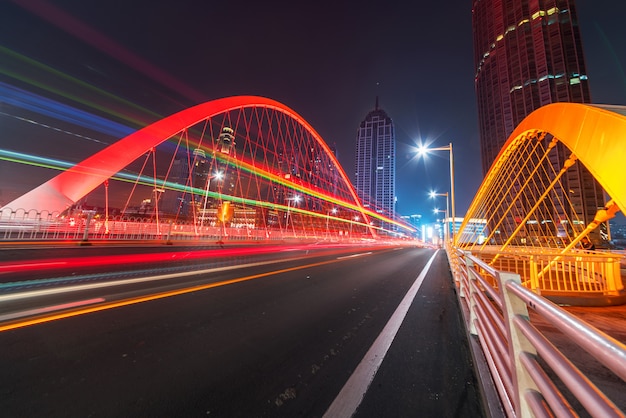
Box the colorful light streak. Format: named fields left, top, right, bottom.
left=0, top=46, right=156, bottom=128
left=0, top=47, right=225, bottom=155
left=0, top=81, right=134, bottom=139
left=0, top=257, right=354, bottom=332
left=0, top=145, right=412, bottom=233
left=2, top=95, right=415, bottom=235
left=11, top=0, right=206, bottom=104
left=0, top=244, right=389, bottom=285
left=0, top=110, right=108, bottom=145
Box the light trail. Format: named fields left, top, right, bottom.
left=0, top=81, right=133, bottom=139
left=10, top=0, right=206, bottom=103
left=0, top=110, right=108, bottom=145
left=0, top=298, right=105, bottom=322
left=0, top=46, right=156, bottom=128
left=0, top=146, right=411, bottom=233
left=0, top=243, right=371, bottom=276
left=0, top=252, right=379, bottom=332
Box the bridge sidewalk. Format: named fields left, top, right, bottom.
left=352, top=250, right=486, bottom=417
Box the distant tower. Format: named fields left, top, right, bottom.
left=217, top=127, right=235, bottom=155
left=355, top=98, right=396, bottom=230
left=473, top=0, right=605, bottom=240
left=210, top=126, right=237, bottom=199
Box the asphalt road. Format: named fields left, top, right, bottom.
left=0, top=245, right=484, bottom=417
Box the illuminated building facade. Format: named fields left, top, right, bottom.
left=355, top=99, right=396, bottom=230
left=473, top=0, right=605, bottom=242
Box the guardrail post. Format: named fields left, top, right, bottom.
left=463, top=252, right=480, bottom=336
left=605, top=257, right=623, bottom=294
left=80, top=212, right=94, bottom=246
left=164, top=221, right=173, bottom=245
left=529, top=256, right=539, bottom=292
left=455, top=249, right=466, bottom=298
left=497, top=271, right=539, bottom=418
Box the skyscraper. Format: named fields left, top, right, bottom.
left=355, top=98, right=396, bottom=231
left=473, top=0, right=605, bottom=239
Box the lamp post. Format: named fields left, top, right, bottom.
left=433, top=208, right=448, bottom=244
left=429, top=191, right=449, bottom=242
left=286, top=194, right=301, bottom=236
left=201, top=171, right=223, bottom=228
left=104, top=179, right=109, bottom=234
left=418, top=142, right=456, bottom=244
left=350, top=215, right=360, bottom=237
left=327, top=207, right=337, bottom=238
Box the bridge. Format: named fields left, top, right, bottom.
left=1, top=96, right=410, bottom=241
left=1, top=97, right=625, bottom=416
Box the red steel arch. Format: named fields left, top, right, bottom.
left=4, top=96, right=367, bottom=219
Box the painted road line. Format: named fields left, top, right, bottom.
left=336, top=252, right=373, bottom=259
left=323, top=250, right=439, bottom=418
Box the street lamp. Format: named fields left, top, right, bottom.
left=201, top=171, right=223, bottom=228
left=417, top=142, right=456, bottom=244
left=433, top=208, right=448, bottom=244
left=286, top=194, right=301, bottom=235
left=104, top=179, right=109, bottom=234
left=350, top=215, right=360, bottom=237
left=429, top=191, right=449, bottom=242
left=326, top=207, right=337, bottom=237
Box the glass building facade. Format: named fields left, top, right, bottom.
left=473, top=0, right=606, bottom=241
left=355, top=99, right=396, bottom=231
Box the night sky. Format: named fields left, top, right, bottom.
left=1, top=0, right=625, bottom=223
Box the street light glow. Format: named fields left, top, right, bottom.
left=415, top=142, right=456, bottom=245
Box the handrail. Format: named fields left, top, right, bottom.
left=505, top=281, right=626, bottom=381
left=450, top=248, right=626, bottom=417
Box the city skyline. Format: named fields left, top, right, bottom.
left=1, top=0, right=625, bottom=223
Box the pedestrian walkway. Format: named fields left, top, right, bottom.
left=352, top=251, right=484, bottom=417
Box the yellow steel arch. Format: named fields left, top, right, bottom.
left=454, top=103, right=626, bottom=300
left=498, top=103, right=626, bottom=214
left=461, top=103, right=626, bottom=247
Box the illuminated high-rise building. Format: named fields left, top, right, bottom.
left=355, top=98, right=396, bottom=230
left=473, top=0, right=605, bottom=240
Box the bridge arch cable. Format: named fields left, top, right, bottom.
left=457, top=103, right=626, bottom=256
left=3, top=96, right=414, bottom=239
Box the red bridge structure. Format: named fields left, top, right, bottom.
left=2, top=96, right=412, bottom=241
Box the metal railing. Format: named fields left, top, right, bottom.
left=449, top=248, right=626, bottom=417
left=0, top=209, right=361, bottom=243
left=461, top=246, right=624, bottom=296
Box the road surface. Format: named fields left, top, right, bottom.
left=0, top=245, right=483, bottom=417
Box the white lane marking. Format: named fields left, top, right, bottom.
left=323, top=250, right=439, bottom=418
left=0, top=297, right=105, bottom=322
left=336, top=252, right=372, bottom=259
